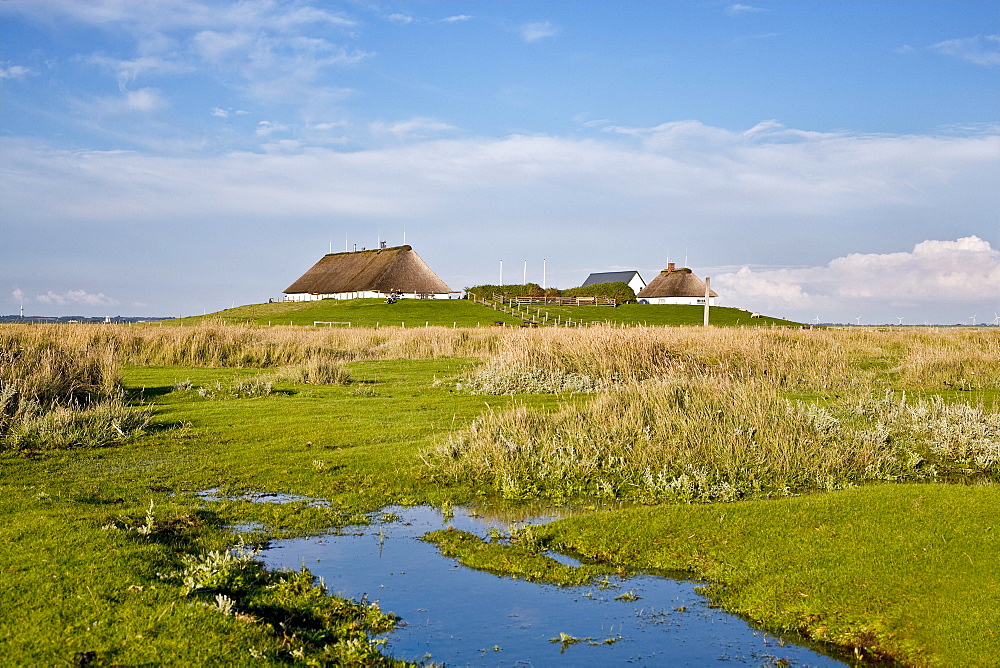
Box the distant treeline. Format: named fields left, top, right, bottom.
left=466, top=281, right=636, bottom=303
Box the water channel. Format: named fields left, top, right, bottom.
left=257, top=505, right=847, bottom=666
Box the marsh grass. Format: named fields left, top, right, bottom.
left=895, top=328, right=1000, bottom=389
left=422, top=527, right=615, bottom=586
left=455, top=326, right=904, bottom=394
left=3, top=396, right=155, bottom=451
left=0, top=335, right=151, bottom=451
left=430, top=376, right=999, bottom=502
left=266, top=356, right=352, bottom=385
left=2, top=322, right=998, bottom=665
left=536, top=484, right=1000, bottom=665
left=0, top=322, right=507, bottom=368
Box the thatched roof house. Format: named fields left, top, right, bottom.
left=581, top=270, right=646, bottom=294
left=284, top=245, right=455, bottom=301
left=636, top=263, right=718, bottom=306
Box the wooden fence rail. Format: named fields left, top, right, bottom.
left=489, top=294, right=617, bottom=307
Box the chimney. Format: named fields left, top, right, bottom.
left=667, top=262, right=675, bottom=272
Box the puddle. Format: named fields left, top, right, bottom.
left=196, top=487, right=331, bottom=507
left=260, top=506, right=846, bottom=666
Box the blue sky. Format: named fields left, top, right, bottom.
left=1, top=0, right=998, bottom=324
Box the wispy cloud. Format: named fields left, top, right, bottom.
left=370, top=117, right=456, bottom=141
left=726, top=4, right=766, bottom=17
left=930, top=34, right=1000, bottom=67
left=86, top=54, right=188, bottom=90
left=3, top=122, right=996, bottom=319
left=0, top=63, right=34, bottom=80
left=387, top=13, right=414, bottom=24
left=256, top=120, right=289, bottom=137
left=210, top=107, right=250, bottom=118
left=124, top=88, right=166, bottom=112
left=35, top=290, right=118, bottom=307
left=441, top=15, right=472, bottom=24
left=519, top=21, right=558, bottom=43
left=21, top=1, right=367, bottom=119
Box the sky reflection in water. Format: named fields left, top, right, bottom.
left=260, top=506, right=844, bottom=666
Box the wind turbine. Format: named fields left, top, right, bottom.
left=897, top=317, right=904, bottom=326
left=992, top=313, right=1000, bottom=326
left=970, top=314, right=977, bottom=326
left=814, top=315, right=820, bottom=324
left=855, top=316, right=862, bottom=326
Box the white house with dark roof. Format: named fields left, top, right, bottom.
left=581, top=270, right=646, bottom=294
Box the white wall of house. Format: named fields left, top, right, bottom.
left=284, top=292, right=453, bottom=301
left=638, top=296, right=718, bottom=306
left=626, top=274, right=646, bottom=294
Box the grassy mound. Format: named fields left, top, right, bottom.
left=175, top=298, right=523, bottom=328
left=174, top=299, right=801, bottom=328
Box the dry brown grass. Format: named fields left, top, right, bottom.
left=0, top=322, right=506, bottom=368
left=459, top=325, right=1000, bottom=392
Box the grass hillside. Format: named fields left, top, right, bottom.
left=175, top=298, right=523, bottom=327
left=175, top=299, right=802, bottom=328
left=514, top=303, right=800, bottom=327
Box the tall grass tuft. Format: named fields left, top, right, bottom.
left=429, top=376, right=998, bottom=502
left=268, top=356, right=352, bottom=386
left=0, top=323, right=507, bottom=368
left=895, top=329, right=1000, bottom=390
left=0, top=334, right=150, bottom=451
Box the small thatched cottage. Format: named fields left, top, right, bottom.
left=581, top=270, right=646, bottom=294
left=283, top=245, right=455, bottom=301
left=636, top=263, right=717, bottom=306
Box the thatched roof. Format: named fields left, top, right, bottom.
left=284, top=245, right=453, bottom=295
left=636, top=267, right=717, bottom=298
left=581, top=271, right=643, bottom=287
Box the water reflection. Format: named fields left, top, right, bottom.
left=260, top=506, right=844, bottom=666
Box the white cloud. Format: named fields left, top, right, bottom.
left=0, top=64, right=34, bottom=80
left=256, top=120, right=289, bottom=137
left=261, top=139, right=303, bottom=153
left=519, top=21, right=558, bottom=43
left=930, top=35, right=1000, bottom=67
left=86, top=54, right=187, bottom=89
left=441, top=15, right=472, bottom=24
left=2, top=121, right=997, bottom=321
left=726, top=4, right=766, bottom=16
left=387, top=13, right=415, bottom=24
left=211, top=107, right=229, bottom=118
left=124, top=88, right=166, bottom=112
left=12, top=289, right=26, bottom=303
left=370, top=117, right=456, bottom=141
left=35, top=290, right=118, bottom=307
left=191, top=30, right=254, bottom=62
left=714, top=237, right=1000, bottom=320
left=6, top=1, right=354, bottom=34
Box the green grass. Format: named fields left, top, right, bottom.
left=422, top=527, right=616, bottom=587
left=173, top=298, right=524, bottom=328
left=535, top=483, right=1000, bottom=665
left=2, top=326, right=998, bottom=665
left=171, top=298, right=800, bottom=328
left=510, top=303, right=802, bottom=327
left=1, top=359, right=545, bottom=665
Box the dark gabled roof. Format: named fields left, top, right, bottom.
left=581, top=271, right=644, bottom=287
left=284, top=245, right=453, bottom=295
left=635, top=267, right=718, bottom=298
